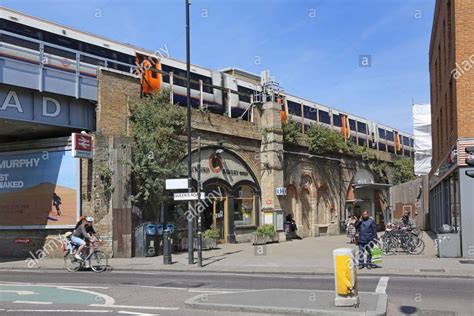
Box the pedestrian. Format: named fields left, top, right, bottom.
left=346, top=215, right=358, bottom=244
left=401, top=210, right=411, bottom=227
left=52, top=192, right=62, bottom=216
left=356, top=210, right=379, bottom=269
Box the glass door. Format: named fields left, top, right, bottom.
left=213, top=197, right=227, bottom=243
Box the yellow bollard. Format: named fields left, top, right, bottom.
left=333, top=248, right=359, bottom=307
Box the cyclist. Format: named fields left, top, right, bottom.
left=401, top=210, right=412, bottom=227
left=71, top=219, right=92, bottom=261
left=84, top=216, right=101, bottom=253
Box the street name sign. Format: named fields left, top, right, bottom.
left=173, top=192, right=205, bottom=201
left=166, top=178, right=189, bottom=190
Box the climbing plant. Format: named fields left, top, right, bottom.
left=392, top=157, right=415, bottom=185
left=129, top=91, right=186, bottom=219
left=282, top=119, right=300, bottom=145
left=306, top=123, right=347, bottom=154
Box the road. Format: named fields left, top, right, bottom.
left=0, top=270, right=472, bottom=315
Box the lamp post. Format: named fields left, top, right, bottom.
left=185, top=0, right=194, bottom=265
left=197, top=137, right=202, bottom=267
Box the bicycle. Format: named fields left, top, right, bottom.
left=381, top=224, right=425, bottom=255
left=63, top=238, right=108, bottom=272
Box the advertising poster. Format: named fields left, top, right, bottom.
left=0, top=150, right=78, bottom=229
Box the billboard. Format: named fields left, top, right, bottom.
left=0, top=150, right=79, bottom=229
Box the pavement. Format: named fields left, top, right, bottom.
left=1, top=234, right=473, bottom=279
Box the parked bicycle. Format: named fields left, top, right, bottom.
left=381, top=223, right=425, bottom=255
left=61, top=234, right=108, bottom=272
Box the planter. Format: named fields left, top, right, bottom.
left=253, top=233, right=278, bottom=245
left=194, top=237, right=217, bottom=250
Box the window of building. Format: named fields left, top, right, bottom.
left=1, top=34, right=39, bottom=51
left=319, top=110, right=331, bottom=124
left=287, top=100, right=302, bottom=117
left=233, top=185, right=256, bottom=226
left=44, top=45, right=76, bottom=60
left=449, top=79, right=454, bottom=132
left=237, top=86, right=254, bottom=103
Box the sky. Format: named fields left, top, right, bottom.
left=2, top=0, right=435, bottom=134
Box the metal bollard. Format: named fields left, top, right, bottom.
left=163, top=229, right=172, bottom=265
left=333, top=248, right=359, bottom=307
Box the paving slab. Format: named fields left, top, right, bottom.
left=185, top=289, right=388, bottom=315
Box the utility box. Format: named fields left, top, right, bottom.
left=437, top=233, right=461, bottom=258
left=333, top=248, right=359, bottom=307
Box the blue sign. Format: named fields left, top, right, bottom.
left=275, top=187, right=287, bottom=196
left=166, top=223, right=174, bottom=234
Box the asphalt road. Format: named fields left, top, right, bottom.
left=0, top=270, right=472, bottom=315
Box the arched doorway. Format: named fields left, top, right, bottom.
left=203, top=183, right=228, bottom=243
left=284, top=185, right=298, bottom=225
left=300, top=188, right=311, bottom=237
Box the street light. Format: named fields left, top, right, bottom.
left=185, top=0, right=193, bottom=265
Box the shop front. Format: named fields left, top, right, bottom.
left=190, top=147, right=260, bottom=243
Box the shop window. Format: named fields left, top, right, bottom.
left=234, top=185, right=256, bottom=226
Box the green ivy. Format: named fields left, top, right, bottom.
left=392, top=157, right=415, bottom=185
left=306, top=123, right=347, bottom=154
left=97, top=165, right=114, bottom=201
left=282, top=119, right=300, bottom=145
left=129, top=91, right=186, bottom=219
left=202, top=227, right=219, bottom=239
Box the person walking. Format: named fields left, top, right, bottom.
left=356, top=210, right=379, bottom=269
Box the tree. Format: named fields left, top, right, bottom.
left=392, top=157, right=415, bottom=185
left=129, top=91, right=186, bottom=220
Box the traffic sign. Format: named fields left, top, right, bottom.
left=166, top=178, right=189, bottom=190
left=72, top=133, right=93, bottom=159
left=173, top=192, right=205, bottom=201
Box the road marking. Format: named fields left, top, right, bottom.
left=58, top=286, right=115, bottom=305
left=118, top=311, right=160, bottom=316
left=375, top=276, right=389, bottom=293
left=0, top=290, right=38, bottom=295
left=6, top=309, right=112, bottom=313
left=12, top=301, right=53, bottom=305
left=187, top=289, right=232, bottom=294
left=135, top=285, right=188, bottom=291
left=90, top=304, right=179, bottom=311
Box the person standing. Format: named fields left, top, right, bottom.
left=356, top=210, right=378, bottom=269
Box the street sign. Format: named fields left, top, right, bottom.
left=173, top=192, right=205, bottom=201
left=275, top=187, right=287, bottom=196
left=166, top=178, right=189, bottom=190
left=72, top=133, right=93, bottom=159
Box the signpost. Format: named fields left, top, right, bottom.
left=72, top=133, right=93, bottom=159
left=166, top=178, right=189, bottom=190
left=173, top=192, right=205, bottom=201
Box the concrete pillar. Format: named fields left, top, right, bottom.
left=259, top=101, right=284, bottom=218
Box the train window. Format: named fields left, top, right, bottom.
left=403, top=136, right=410, bottom=146
left=162, top=64, right=187, bottom=87
left=332, top=114, right=341, bottom=127
left=238, top=86, right=255, bottom=103
left=80, top=55, right=105, bottom=66
left=357, top=121, right=367, bottom=133
left=2, top=19, right=41, bottom=40
left=386, top=130, right=394, bottom=141
left=303, top=105, right=317, bottom=120
left=44, top=45, right=76, bottom=60
left=349, top=119, right=356, bottom=131
left=387, top=145, right=395, bottom=153
left=151, top=70, right=158, bottom=79
left=319, top=110, right=330, bottom=124
left=378, top=143, right=386, bottom=151
left=0, top=34, right=39, bottom=51
left=378, top=128, right=386, bottom=139
left=191, top=72, right=213, bottom=93
left=358, top=137, right=366, bottom=146
left=410, top=138, right=414, bottom=147
left=287, top=100, right=302, bottom=116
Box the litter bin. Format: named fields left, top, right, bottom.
left=134, top=222, right=159, bottom=257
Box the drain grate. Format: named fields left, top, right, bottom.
left=419, top=269, right=445, bottom=272
left=459, top=259, right=474, bottom=264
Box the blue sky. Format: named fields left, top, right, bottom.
left=3, top=0, right=434, bottom=134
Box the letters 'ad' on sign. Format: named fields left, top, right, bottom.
left=0, top=150, right=79, bottom=229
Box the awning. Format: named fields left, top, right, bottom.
left=352, top=183, right=392, bottom=190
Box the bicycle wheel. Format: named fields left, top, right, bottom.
left=382, top=238, right=396, bottom=255
left=409, top=239, right=425, bottom=255
left=89, top=250, right=108, bottom=273
left=64, top=252, right=81, bottom=272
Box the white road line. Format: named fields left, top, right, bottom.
left=12, top=301, right=53, bottom=305
left=135, top=285, right=188, bottom=291
left=6, top=309, right=112, bottom=313
left=118, top=311, right=160, bottom=316
left=187, top=289, right=232, bottom=294
left=90, top=304, right=179, bottom=311
left=58, top=286, right=115, bottom=306
left=0, top=290, right=38, bottom=295
left=375, top=276, right=389, bottom=293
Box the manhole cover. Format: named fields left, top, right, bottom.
left=459, top=259, right=474, bottom=264
left=419, top=269, right=445, bottom=272
left=157, top=282, right=204, bottom=288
